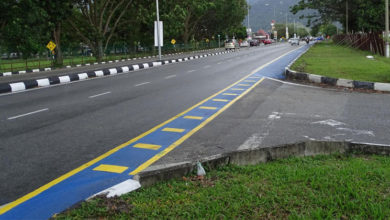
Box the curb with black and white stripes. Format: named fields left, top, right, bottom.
left=0, top=50, right=234, bottom=94
left=0, top=49, right=221, bottom=77
left=285, top=68, right=390, bottom=92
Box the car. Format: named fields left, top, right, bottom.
left=240, top=40, right=249, bottom=47
left=225, top=39, right=239, bottom=50
left=290, top=38, right=300, bottom=45
left=263, top=39, right=272, bottom=45
left=249, top=40, right=259, bottom=46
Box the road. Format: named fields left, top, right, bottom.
left=0, top=43, right=297, bottom=206
left=2, top=42, right=389, bottom=218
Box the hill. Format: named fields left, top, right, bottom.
left=246, top=0, right=310, bottom=32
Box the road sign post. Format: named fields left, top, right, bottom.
left=155, top=0, right=162, bottom=61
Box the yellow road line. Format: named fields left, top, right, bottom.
left=0, top=46, right=301, bottom=215
left=199, top=106, right=218, bottom=110
left=93, top=164, right=128, bottom=174
left=162, top=128, right=185, bottom=133
left=222, top=93, right=238, bottom=96
left=133, top=143, right=162, bottom=150
left=183, top=116, right=204, bottom=120
left=129, top=78, right=265, bottom=175
left=212, top=99, right=229, bottom=102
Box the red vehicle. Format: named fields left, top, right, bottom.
left=262, top=39, right=272, bottom=45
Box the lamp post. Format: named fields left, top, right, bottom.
left=386, top=0, right=389, bottom=58
left=346, top=0, right=349, bottom=34
left=156, top=0, right=161, bottom=60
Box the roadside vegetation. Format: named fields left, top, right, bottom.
left=0, top=0, right=248, bottom=67
left=291, top=41, right=390, bottom=83
left=56, top=154, right=390, bottom=219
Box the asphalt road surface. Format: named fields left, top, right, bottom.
left=1, top=42, right=389, bottom=218
left=0, top=43, right=297, bottom=205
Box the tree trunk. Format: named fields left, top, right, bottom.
left=96, top=39, right=104, bottom=62
left=53, top=22, right=63, bottom=66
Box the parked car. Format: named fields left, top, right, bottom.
left=240, top=40, right=249, bottom=47
left=249, top=40, right=259, bottom=46
left=263, top=39, right=272, bottom=45
left=225, top=39, right=239, bottom=50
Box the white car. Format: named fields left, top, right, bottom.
left=240, top=40, right=249, bottom=47
left=225, top=40, right=239, bottom=50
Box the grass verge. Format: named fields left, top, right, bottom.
left=291, top=41, right=390, bottom=83
left=56, top=154, right=390, bottom=219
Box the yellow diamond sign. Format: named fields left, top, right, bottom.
left=171, top=39, right=176, bottom=45
left=46, top=41, right=56, bottom=51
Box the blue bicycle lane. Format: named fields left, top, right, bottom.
left=0, top=44, right=310, bottom=219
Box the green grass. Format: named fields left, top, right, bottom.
left=56, top=154, right=390, bottom=219
left=291, top=41, right=390, bottom=83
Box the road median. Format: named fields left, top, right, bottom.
left=286, top=41, right=390, bottom=92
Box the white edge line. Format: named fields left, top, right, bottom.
left=7, top=108, right=49, bottom=120
left=88, top=91, right=111, bottom=99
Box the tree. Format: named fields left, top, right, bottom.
left=291, top=0, right=385, bottom=33
left=0, top=0, right=49, bottom=59
left=36, top=1, right=75, bottom=66
left=68, top=0, right=133, bottom=61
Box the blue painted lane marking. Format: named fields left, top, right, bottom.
left=0, top=45, right=310, bottom=220
left=253, top=45, right=310, bottom=79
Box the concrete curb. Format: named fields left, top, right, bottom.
left=0, top=48, right=221, bottom=77
left=285, top=68, right=390, bottom=92
left=133, top=141, right=390, bottom=188
left=0, top=49, right=233, bottom=94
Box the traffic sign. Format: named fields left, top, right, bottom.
left=205, top=38, right=209, bottom=43
left=171, top=39, right=176, bottom=45
left=46, top=41, right=56, bottom=51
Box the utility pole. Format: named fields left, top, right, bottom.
left=285, top=13, right=289, bottom=39
left=346, top=0, right=349, bottom=34
left=156, top=0, right=161, bottom=60
left=386, top=0, right=389, bottom=58
left=294, top=19, right=296, bottom=35
left=247, top=5, right=250, bottom=28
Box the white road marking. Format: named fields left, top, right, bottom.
left=312, top=119, right=346, bottom=127
left=204, top=65, right=211, bottom=69
left=187, top=70, right=196, bottom=73
left=135, top=82, right=150, bottom=87
left=165, top=75, right=177, bottom=79
left=89, top=91, right=111, bottom=99
left=217, top=62, right=223, bottom=65
left=8, top=108, right=49, bottom=120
